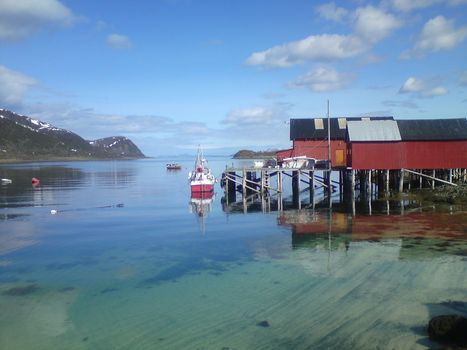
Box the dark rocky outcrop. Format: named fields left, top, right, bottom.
left=233, top=149, right=277, bottom=159
left=428, top=314, right=467, bottom=346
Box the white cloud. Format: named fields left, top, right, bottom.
left=0, top=66, right=38, bottom=106
left=246, top=34, right=367, bottom=67
left=382, top=100, right=419, bottom=109
left=246, top=6, right=400, bottom=68
left=402, top=16, right=467, bottom=58
left=106, top=34, right=132, bottom=49
left=0, top=0, right=75, bottom=41
left=316, top=2, right=349, bottom=22
left=389, top=0, right=467, bottom=11
left=399, top=77, right=448, bottom=97
left=389, top=0, right=439, bottom=12
left=289, top=67, right=355, bottom=92
left=23, top=103, right=291, bottom=155
left=223, top=106, right=283, bottom=125
left=354, top=6, right=401, bottom=43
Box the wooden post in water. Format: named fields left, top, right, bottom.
left=292, top=170, right=300, bottom=209
left=309, top=170, right=314, bottom=203
left=399, top=169, right=404, bottom=193
left=242, top=169, right=246, bottom=198
left=351, top=169, right=356, bottom=200
left=228, top=171, right=236, bottom=203
left=386, top=170, right=389, bottom=196
left=260, top=170, right=264, bottom=194
left=277, top=169, right=282, bottom=193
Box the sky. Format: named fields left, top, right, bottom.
left=0, top=0, right=466, bottom=156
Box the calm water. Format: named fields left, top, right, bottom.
left=0, top=159, right=466, bottom=350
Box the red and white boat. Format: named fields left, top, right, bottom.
left=189, top=148, right=215, bottom=194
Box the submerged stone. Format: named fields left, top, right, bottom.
left=2, top=284, right=39, bottom=296
left=427, top=314, right=467, bottom=345
left=256, top=320, right=270, bottom=328
left=100, top=287, right=119, bottom=294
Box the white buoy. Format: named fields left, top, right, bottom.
left=50, top=209, right=58, bottom=215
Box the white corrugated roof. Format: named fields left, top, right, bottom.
left=347, top=120, right=401, bottom=141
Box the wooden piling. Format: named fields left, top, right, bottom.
left=399, top=169, right=404, bottom=193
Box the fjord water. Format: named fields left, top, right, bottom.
left=0, top=159, right=466, bottom=350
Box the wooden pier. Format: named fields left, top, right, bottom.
left=222, top=163, right=467, bottom=214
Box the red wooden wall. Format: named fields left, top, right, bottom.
left=291, top=140, right=347, bottom=167
left=349, top=142, right=404, bottom=169
left=278, top=139, right=467, bottom=170
left=403, top=141, right=467, bottom=169
left=349, top=140, right=467, bottom=170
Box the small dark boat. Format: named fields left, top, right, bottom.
left=166, top=163, right=182, bottom=170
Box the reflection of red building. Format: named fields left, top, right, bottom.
left=278, top=211, right=351, bottom=235
left=279, top=211, right=466, bottom=240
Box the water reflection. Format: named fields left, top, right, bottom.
left=189, top=192, right=214, bottom=234
left=279, top=210, right=467, bottom=260
left=0, top=165, right=86, bottom=210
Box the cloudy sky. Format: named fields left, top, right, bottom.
left=0, top=0, right=466, bottom=156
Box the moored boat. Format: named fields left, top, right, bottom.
left=166, top=163, right=182, bottom=170
left=189, top=148, right=215, bottom=194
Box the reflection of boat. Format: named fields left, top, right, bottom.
left=189, top=192, right=214, bottom=234
left=188, top=148, right=215, bottom=194
left=190, top=192, right=214, bottom=217
left=166, top=163, right=182, bottom=170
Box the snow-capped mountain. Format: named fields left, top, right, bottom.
left=0, top=109, right=145, bottom=160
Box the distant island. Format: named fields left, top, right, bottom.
left=0, top=109, right=145, bottom=161
left=233, top=149, right=277, bottom=159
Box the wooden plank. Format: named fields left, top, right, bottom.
left=403, top=168, right=458, bottom=187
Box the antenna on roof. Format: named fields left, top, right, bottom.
left=327, top=100, right=331, bottom=171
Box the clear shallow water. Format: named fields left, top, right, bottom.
left=0, top=159, right=466, bottom=350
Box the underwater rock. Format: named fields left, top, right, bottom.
left=256, top=320, right=270, bottom=328
left=428, top=314, right=467, bottom=345
left=100, top=287, right=119, bottom=294
left=2, top=284, right=39, bottom=296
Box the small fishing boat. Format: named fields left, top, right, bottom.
left=166, top=163, right=182, bottom=170
left=189, top=148, right=215, bottom=194
left=1, top=178, right=12, bottom=184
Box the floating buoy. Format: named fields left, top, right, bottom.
left=31, top=177, right=40, bottom=186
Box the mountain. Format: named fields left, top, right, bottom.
left=0, top=109, right=145, bottom=160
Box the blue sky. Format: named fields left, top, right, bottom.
left=0, top=0, right=466, bottom=156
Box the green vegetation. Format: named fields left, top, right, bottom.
left=418, top=184, right=467, bottom=205
left=232, top=149, right=277, bottom=159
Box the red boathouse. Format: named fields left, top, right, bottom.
left=277, top=117, right=394, bottom=168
